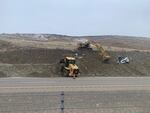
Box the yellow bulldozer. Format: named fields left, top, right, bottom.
left=60, top=57, right=79, bottom=78
left=78, top=39, right=111, bottom=62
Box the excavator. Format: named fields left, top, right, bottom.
left=78, top=39, right=111, bottom=63
left=60, top=57, right=79, bottom=79
left=78, top=40, right=92, bottom=50
left=92, top=42, right=111, bottom=63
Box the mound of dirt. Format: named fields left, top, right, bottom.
left=0, top=71, right=7, bottom=77
left=0, top=48, right=149, bottom=77
left=0, top=49, right=73, bottom=64
left=77, top=50, right=150, bottom=76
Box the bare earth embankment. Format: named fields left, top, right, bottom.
left=0, top=34, right=150, bottom=77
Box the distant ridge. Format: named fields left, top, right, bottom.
left=0, top=33, right=150, bottom=40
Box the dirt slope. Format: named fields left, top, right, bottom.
left=0, top=48, right=149, bottom=77
left=0, top=34, right=150, bottom=77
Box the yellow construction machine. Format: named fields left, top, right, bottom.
left=92, top=42, right=111, bottom=62
left=60, top=57, right=79, bottom=78
left=78, top=39, right=111, bottom=62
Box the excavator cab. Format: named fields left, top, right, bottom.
left=60, top=57, right=79, bottom=78
left=78, top=40, right=92, bottom=50
left=65, top=57, right=76, bottom=66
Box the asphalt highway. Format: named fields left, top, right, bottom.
left=0, top=77, right=150, bottom=93
left=0, top=77, right=150, bottom=113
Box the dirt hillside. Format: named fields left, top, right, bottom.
left=0, top=48, right=149, bottom=77
left=0, top=34, right=150, bottom=77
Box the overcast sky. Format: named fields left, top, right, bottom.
left=0, top=0, right=150, bottom=37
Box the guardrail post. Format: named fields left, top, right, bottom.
left=60, top=91, right=64, bottom=113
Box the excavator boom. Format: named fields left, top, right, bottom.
left=77, top=39, right=111, bottom=62
left=93, top=43, right=111, bottom=62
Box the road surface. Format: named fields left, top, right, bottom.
left=0, top=77, right=150, bottom=93
left=0, top=77, right=150, bottom=113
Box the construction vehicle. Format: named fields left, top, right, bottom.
left=60, top=57, right=79, bottom=78
left=77, top=39, right=111, bottom=62
left=78, top=39, right=92, bottom=50
left=92, top=42, right=111, bottom=63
